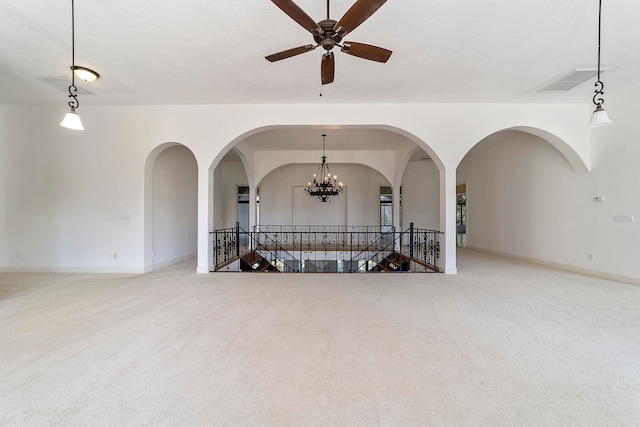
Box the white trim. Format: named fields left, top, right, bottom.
left=151, top=253, right=197, bottom=270
left=0, top=253, right=199, bottom=274
left=0, top=266, right=146, bottom=274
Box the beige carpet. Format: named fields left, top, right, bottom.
left=1, top=249, right=639, bottom=426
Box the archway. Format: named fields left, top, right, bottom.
left=144, top=143, right=198, bottom=271
left=205, top=126, right=446, bottom=273
left=208, top=126, right=444, bottom=227
left=457, top=128, right=585, bottom=267
left=211, top=148, right=250, bottom=231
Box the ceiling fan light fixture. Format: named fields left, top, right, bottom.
left=72, top=66, right=100, bottom=82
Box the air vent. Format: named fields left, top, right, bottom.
left=37, top=77, right=93, bottom=94
left=537, top=68, right=610, bottom=92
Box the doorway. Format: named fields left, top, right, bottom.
left=456, top=183, right=467, bottom=247
left=237, top=186, right=250, bottom=244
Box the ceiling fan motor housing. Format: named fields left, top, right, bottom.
left=314, top=19, right=342, bottom=50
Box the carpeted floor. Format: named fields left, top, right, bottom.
left=1, top=249, right=639, bottom=426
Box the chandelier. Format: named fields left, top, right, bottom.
left=305, top=134, right=343, bottom=203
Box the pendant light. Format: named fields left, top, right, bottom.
left=60, top=0, right=99, bottom=130
left=304, top=134, right=344, bottom=203
left=587, top=0, right=612, bottom=128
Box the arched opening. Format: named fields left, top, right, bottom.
left=457, top=128, right=584, bottom=266
left=207, top=126, right=447, bottom=273
left=212, top=148, right=250, bottom=231
left=208, top=126, right=445, bottom=229
left=399, top=150, right=441, bottom=232
left=144, top=143, right=198, bottom=271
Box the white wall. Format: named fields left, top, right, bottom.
left=401, top=160, right=440, bottom=230
left=2, top=100, right=632, bottom=280
left=217, top=155, right=441, bottom=232
left=457, top=120, right=639, bottom=282
left=213, top=160, right=248, bottom=229
left=0, top=107, right=145, bottom=272
left=258, top=163, right=388, bottom=226
left=152, top=145, right=198, bottom=268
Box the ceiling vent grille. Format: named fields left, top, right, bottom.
left=37, top=77, right=93, bottom=94
left=537, top=68, right=610, bottom=92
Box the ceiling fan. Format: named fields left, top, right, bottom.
left=266, top=0, right=392, bottom=85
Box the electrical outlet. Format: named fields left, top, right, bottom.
left=613, top=215, right=634, bottom=222
left=588, top=253, right=594, bottom=261
left=110, top=252, right=118, bottom=260
left=593, top=195, right=606, bottom=202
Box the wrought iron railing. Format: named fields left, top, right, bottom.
left=210, top=226, right=239, bottom=270
left=210, top=223, right=442, bottom=273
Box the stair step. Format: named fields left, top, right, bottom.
left=375, top=252, right=410, bottom=272
left=241, top=251, right=280, bottom=272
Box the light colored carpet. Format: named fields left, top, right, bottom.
left=1, top=249, right=639, bottom=426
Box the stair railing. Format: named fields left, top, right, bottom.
left=210, top=223, right=443, bottom=272
left=246, top=225, right=299, bottom=272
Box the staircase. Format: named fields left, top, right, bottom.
left=240, top=251, right=280, bottom=272
left=373, top=252, right=411, bottom=272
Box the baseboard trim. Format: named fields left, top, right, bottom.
left=0, top=254, right=197, bottom=274
left=465, top=246, right=640, bottom=286
left=151, top=253, right=197, bottom=270
left=0, top=266, right=145, bottom=274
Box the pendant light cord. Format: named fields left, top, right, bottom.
left=597, top=0, right=602, bottom=81
left=593, top=0, right=605, bottom=107
left=67, top=0, right=79, bottom=110
left=72, top=0, right=75, bottom=86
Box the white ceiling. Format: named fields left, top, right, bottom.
left=2, top=0, right=639, bottom=107
left=243, top=128, right=412, bottom=151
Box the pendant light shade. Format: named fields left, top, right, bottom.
left=73, top=66, right=100, bottom=82
left=60, top=108, right=84, bottom=130
left=587, top=105, right=612, bottom=128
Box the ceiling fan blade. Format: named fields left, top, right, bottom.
left=341, top=41, right=392, bottom=63
left=334, top=0, right=387, bottom=37
left=271, top=0, right=322, bottom=33
left=266, top=45, right=316, bottom=62
left=321, top=52, right=335, bottom=85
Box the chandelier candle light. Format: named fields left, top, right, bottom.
left=587, top=0, right=612, bottom=127
left=305, top=134, right=344, bottom=203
